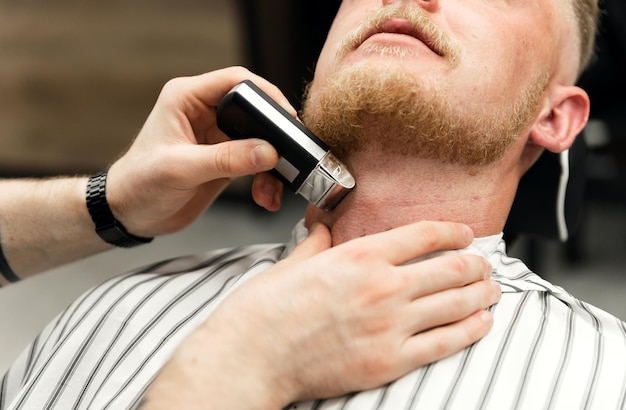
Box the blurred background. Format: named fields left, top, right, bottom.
left=0, top=0, right=625, bottom=374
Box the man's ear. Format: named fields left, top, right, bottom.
left=529, top=85, right=590, bottom=153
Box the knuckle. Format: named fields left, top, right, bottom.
left=431, top=336, right=453, bottom=358
left=414, top=221, right=441, bottom=249
left=358, top=282, right=394, bottom=309
left=160, top=76, right=188, bottom=99
left=344, top=241, right=378, bottom=263
left=362, top=349, right=396, bottom=382
left=449, top=290, right=471, bottom=313
left=447, top=254, right=491, bottom=284
left=394, top=269, right=414, bottom=290
left=463, top=314, right=491, bottom=342
left=229, top=65, right=251, bottom=77
left=158, top=77, right=194, bottom=112
left=447, top=254, right=470, bottom=274
left=470, top=280, right=499, bottom=309
left=211, top=144, right=233, bottom=174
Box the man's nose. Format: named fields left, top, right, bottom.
left=381, top=0, right=438, bottom=13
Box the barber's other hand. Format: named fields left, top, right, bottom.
left=146, top=221, right=500, bottom=409
left=104, top=67, right=289, bottom=238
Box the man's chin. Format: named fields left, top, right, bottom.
left=302, top=60, right=545, bottom=166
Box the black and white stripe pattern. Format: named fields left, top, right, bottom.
left=1, top=244, right=286, bottom=410
left=2, top=222, right=625, bottom=410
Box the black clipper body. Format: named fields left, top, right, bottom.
left=216, top=80, right=355, bottom=211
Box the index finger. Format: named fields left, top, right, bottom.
left=363, top=221, right=474, bottom=265
left=184, top=66, right=297, bottom=117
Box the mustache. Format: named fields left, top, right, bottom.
left=336, top=3, right=461, bottom=66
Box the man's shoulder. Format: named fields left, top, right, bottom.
left=0, top=243, right=289, bottom=410
left=121, top=243, right=287, bottom=279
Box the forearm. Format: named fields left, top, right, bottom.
left=138, top=323, right=290, bottom=410
left=0, top=177, right=111, bottom=280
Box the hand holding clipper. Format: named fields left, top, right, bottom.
left=216, top=80, right=355, bottom=211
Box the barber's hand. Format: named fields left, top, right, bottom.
left=104, top=67, right=288, bottom=238
left=144, top=221, right=500, bottom=409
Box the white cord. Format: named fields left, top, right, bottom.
left=557, top=150, right=570, bottom=242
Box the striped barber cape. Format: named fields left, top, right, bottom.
left=2, top=221, right=626, bottom=409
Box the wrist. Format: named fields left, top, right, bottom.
left=192, top=323, right=293, bottom=409
left=146, top=321, right=294, bottom=409
left=86, top=171, right=153, bottom=248
left=104, top=162, right=156, bottom=239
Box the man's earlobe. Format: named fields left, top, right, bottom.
left=529, top=85, right=590, bottom=153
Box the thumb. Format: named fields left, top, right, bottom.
left=184, top=139, right=278, bottom=183
left=286, top=223, right=332, bottom=262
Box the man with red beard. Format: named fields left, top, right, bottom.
left=4, top=0, right=622, bottom=409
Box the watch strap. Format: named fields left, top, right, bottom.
left=0, top=230, right=19, bottom=283
left=86, top=171, right=153, bottom=248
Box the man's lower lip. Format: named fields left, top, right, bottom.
left=361, top=32, right=434, bottom=52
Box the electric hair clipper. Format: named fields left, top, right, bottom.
left=216, top=80, right=355, bottom=211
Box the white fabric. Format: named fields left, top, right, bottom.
left=2, top=221, right=625, bottom=409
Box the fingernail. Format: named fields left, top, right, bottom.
left=463, top=225, right=474, bottom=243
left=273, top=191, right=282, bottom=209
left=263, top=183, right=275, bottom=204
left=280, top=102, right=297, bottom=117
left=252, top=143, right=273, bottom=168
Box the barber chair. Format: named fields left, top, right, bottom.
left=505, top=138, right=587, bottom=244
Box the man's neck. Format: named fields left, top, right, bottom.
left=305, top=150, right=520, bottom=245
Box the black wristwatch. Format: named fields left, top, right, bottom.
left=86, top=171, right=153, bottom=248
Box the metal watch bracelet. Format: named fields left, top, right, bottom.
left=85, top=171, right=153, bottom=248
